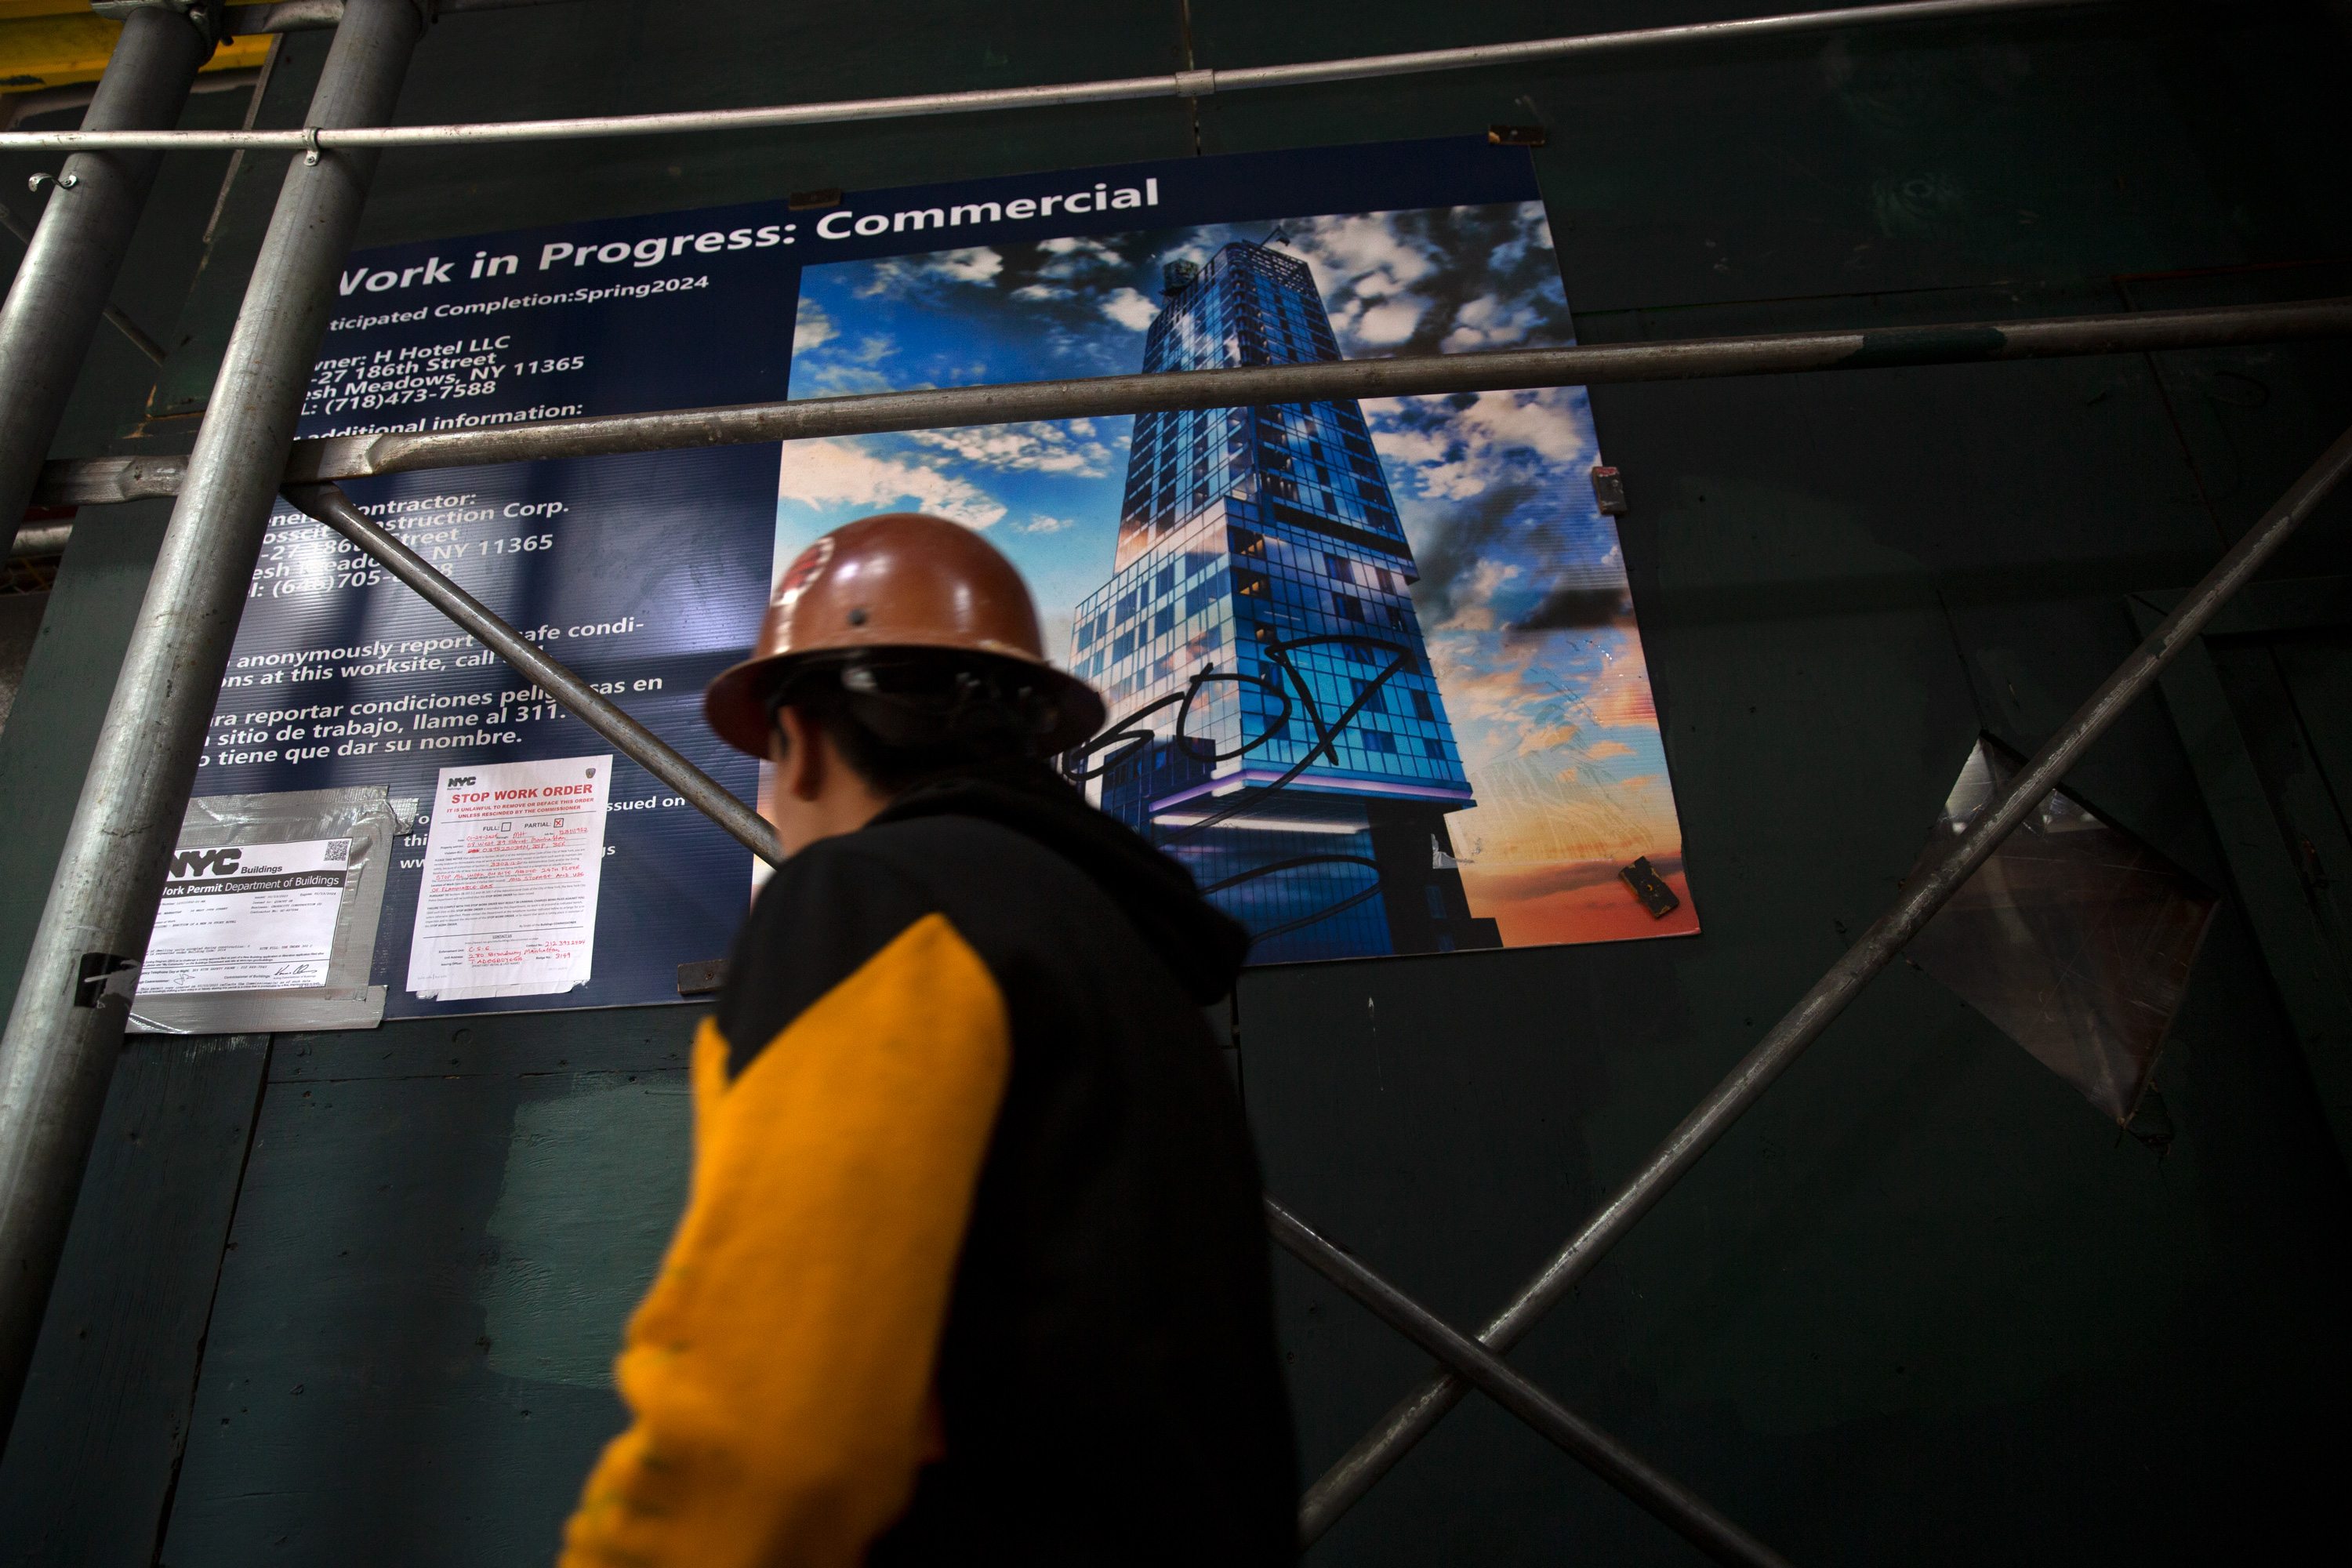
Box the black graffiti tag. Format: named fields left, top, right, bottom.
left=1061, top=632, right=1415, bottom=853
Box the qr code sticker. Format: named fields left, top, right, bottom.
left=324, top=840, right=350, bottom=864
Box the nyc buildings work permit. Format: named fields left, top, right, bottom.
left=137, top=838, right=354, bottom=996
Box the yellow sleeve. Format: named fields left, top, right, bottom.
left=558, top=912, right=1011, bottom=1568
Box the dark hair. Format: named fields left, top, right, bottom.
left=763, top=650, right=1065, bottom=797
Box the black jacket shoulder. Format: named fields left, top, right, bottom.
left=720, top=811, right=1196, bottom=1078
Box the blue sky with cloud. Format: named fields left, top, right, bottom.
left=775, top=201, right=1688, bottom=874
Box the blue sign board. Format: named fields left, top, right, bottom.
left=203, top=137, right=1694, bottom=1018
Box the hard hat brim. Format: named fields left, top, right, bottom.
left=703, top=642, right=1109, bottom=762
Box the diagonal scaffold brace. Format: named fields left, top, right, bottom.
left=1298, top=418, right=2352, bottom=1542
left=1266, top=1199, right=1793, bottom=1567
left=280, top=482, right=782, bottom=866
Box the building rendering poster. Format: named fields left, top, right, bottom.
left=777, top=142, right=1697, bottom=962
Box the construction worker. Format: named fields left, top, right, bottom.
left=559, top=513, right=1298, bottom=1566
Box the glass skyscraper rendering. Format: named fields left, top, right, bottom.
left=1065, top=241, right=1501, bottom=960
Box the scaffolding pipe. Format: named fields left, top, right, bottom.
left=230, top=0, right=350, bottom=30
left=280, top=481, right=782, bottom=863
left=1297, top=417, right=2352, bottom=1541
left=2, top=0, right=2109, bottom=152
left=0, top=0, right=429, bottom=1454
left=1266, top=1199, right=1792, bottom=1568
left=228, top=0, right=577, bottom=33
left=0, top=201, right=169, bottom=366
left=32, top=296, right=2352, bottom=508
left=0, top=6, right=209, bottom=534
left=8, top=521, right=71, bottom=558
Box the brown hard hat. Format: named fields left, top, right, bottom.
left=703, top=513, right=1105, bottom=759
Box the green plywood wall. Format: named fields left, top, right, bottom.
left=2, top=3, right=2349, bottom=1563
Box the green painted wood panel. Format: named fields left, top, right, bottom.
left=2124, top=260, right=2352, bottom=580
left=1241, top=275, right=2352, bottom=1562
left=2273, top=633, right=2352, bottom=833
left=0, top=1036, right=269, bottom=1567
left=158, top=1007, right=695, bottom=1567
left=2134, top=593, right=2352, bottom=1170
left=1243, top=930, right=2351, bottom=1564
left=0, top=499, right=172, bottom=1024
left=1191, top=2, right=2352, bottom=313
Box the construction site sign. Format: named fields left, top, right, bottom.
left=198, top=136, right=1695, bottom=1018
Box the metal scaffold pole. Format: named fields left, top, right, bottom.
left=0, top=0, right=2107, bottom=155
left=0, top=0, right=430, bottom=1450
left=278, top=481, right=786, bottom=865
left=1264, top=1200, right=1792, bottom=1567
left=27, top=296, right=2352, bottom=509
left=0, top=3, right=212, bottom=531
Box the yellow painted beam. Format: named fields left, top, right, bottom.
left=1, top=10, right=270, bottom=91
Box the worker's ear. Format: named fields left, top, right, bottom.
left=775, top=706, right=827, bottom=803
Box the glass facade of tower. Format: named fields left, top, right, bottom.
left=1066, top=241, right=1501, bottom=961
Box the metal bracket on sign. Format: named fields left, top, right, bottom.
left=1620, top=855, right=1680, bottom=919
left=1591, top=464, right=1628, bottom=515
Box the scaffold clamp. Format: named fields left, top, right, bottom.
left=90, top=1, right=232, bottom=49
